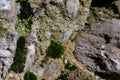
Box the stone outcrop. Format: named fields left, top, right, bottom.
left=74, top=18, right=120, bottom=80
left=2, top=0, right=120, bottom=80
left=0, top=0, right=18, bottom=79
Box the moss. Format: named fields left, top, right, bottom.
left=90, top=7, right=99, bottom=19
left=47, top=40, right=65, bottom=59
left=15, top=0, right=33, bottom=36
left=65, top=62, right=77, bottom=71
left=10, top=36, right=26, bottom=73
left=24, top=71, right=37, bottom=80
left=15, top=18, right=32, bottom=36
left=55, top=71, right=68, bottom=80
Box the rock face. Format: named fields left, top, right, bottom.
left=0, top=0, right=18, bottom=79
left=3, top=0, right=120, bottom=80
left=0, top=32, right=18, bottom=79
left=74, top=18, right=120, bottom=80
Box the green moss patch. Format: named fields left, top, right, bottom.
left=47, top=40, right=65, bottom=59
left=24, top=71, right=37, bottom=80
left=10, top=36, right=26, bottom=73
left=65, top=62, right=77, bottom=71
left=15, top=18, right=32, bottom=36
left=55, top=71, right=68, bottom=80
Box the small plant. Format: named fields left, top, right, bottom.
left=56, top=71, right=68, bottom=80
left=47, top=40, right=65, bottom=59
left=90, top=7, right=108, bottom=19
left=98, top=7, right=107, bottom=14
left=15, top=18, right=31, bottom=36
left=65, top=62, right=77, bottom=71
left=24, top=71, right=37, bottom=80
left=90, top=7, right=99, bottom=19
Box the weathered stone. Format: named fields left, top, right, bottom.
left=0, top=0, right=95, bottom=80
left=74, top=18, right=120, bottom=80
left=0, top=50, right=12, bottom=57
left=66, top=0, right=80, bottom=18
left=44, top=60, right=63, bottom=80
left=0, top=0, right=17, bottom=79
left=62, top=30, right=73, bottom=42
left=45, top=31, right=51, bottom=39
left=24, top=44, right=35, bottom=71
left=34, top=8, right=45, bottom=17
left=32, top=66, right=45, bottom=79
left=28, top=33, right=38, bottom=44
left=0, top=0, right=16, bottom=21
left=0, top=57, right=13, bottom=78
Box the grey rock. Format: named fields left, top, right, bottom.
left=0, top=0, right=16, bottom=21
left=34, top=8, right=45, bottom=17
left=0, top=38, right=8, bottom=49
left=0, top=57, right=13, bottom=78
left=0, top=0, right=11, bottom=10
left=66, top=0, right=80, bottom=18
left=0, top=23, right=17, bottom=79
left=24, top=44, right=35, bottom=71
left=45, top=31, right=51, bottom=39
left=63, top=30, right=72, bottom=41
left=60, top=30, right=73, bottom=43
left=0, top=50, right=12, bottom=57
left=33, top=66, right=45, bottom=77
left=69, top=24, right=79, bottom=31
left=7, top=31, right=18, bottom=53
left=44, top=60, right=62, bottom=80
left=74, top=18, right=120, bottom=80
left=28, top=33, right=38, bottom=44
left=0, top=0, right=17, bottom=79
left=16, top=3, right=21, bottom=15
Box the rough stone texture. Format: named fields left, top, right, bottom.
left=1, top=0, right=103, bottom=80
left=24, top=23, right=38, bottom=71
left=74, top=18, right=120, bottom=80
left=0, top=32, right=18, bottom=80
left=0, top=0, right=16, bottom=21
left=24, top=44, right=35, bottom=71
left=0, top=0, right=18, bottom=79
left=66, top=0, right=80, bottom=18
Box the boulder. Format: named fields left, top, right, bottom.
left=66, top=0, right=80, bottom=18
